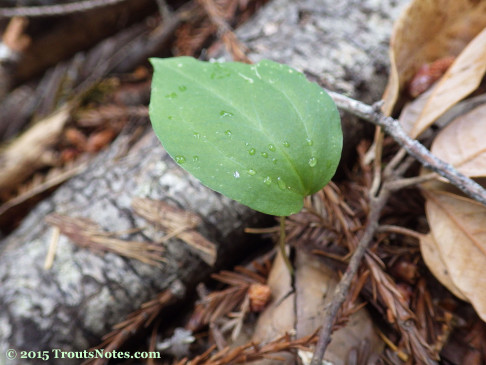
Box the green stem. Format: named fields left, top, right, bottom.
left=279, top=216, right=293, bottom=275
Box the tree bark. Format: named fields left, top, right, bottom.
left=0, top=128, right=266, bottom=364
left=0, top=0, right=409, bottom=363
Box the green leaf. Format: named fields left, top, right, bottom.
left=149, top=57, right=342, bottom=216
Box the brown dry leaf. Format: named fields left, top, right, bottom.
left=382, top=0, right=486, bottom=116
left=252, top=251, right=382, bottom=365
left=430, top=103, right=486, bottom=178
left=398, top=87, right=435, bottom=136
left=251, top=250, right=295, bottom=365
left=425, top=190, right=486, bottom=321
left=411, top=28, right=486, bottom=137
left=419, top=233, right=467, bottom=301
left=294, top=252, right=383, bottom=365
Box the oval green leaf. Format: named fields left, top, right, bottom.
left=149, top=57, right=342, bottom=216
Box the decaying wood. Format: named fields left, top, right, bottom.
left=45, top=213, right=167, bottom=267
left=0, top=130, right=261, bottom=365
left=7, top=0, right=156, bottom=83
left=132, top=197, right=217, bottom=265
left=0, top=104, right=71, bottom=194
left=0, top=0, right=411, bottom=362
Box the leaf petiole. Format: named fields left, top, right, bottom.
left=279, top=216, right=293, bottom=275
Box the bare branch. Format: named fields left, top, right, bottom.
left=0, top=0, right=128, bottom=18
left=327, top=91, right=486, bottom=206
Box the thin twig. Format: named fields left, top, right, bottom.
left=310, top=188, right=390, bottom=365
left=0, top=0, right=128, bottom=18
left=198, top=0, right=250, bottom=63
left=377, top=224, right=424, bottom=241
left=386, top=172, right=436, bottom=191
left=327, top=91, right=486, bottom=206
left=370, top=128, right=384, bottom=197
left=384, top=147, right=407, bottom=174
left=155, top=0, right=171, bottom=19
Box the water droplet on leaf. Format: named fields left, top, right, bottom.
left=234, top=171, right=240, bottom=178
left=225, top=130, right=232, bottom=136
left=165, top=92, right=177, bottom=99
left=220, top=110, right=234, bottom=117
left=249, top=148, right=256, bottom=155
left=178, top=85, right=187, bottom=92
left=193, top=155, right=199, bottom=162
left=175, top=155, right=186, bottom=164
left=283, top=141, right=290, bottom=148
left=306, top=138, right=314, bottom=146
left=308, top=157, right=317, bottom=167
left=261, top=152, right=268, bottom=158
left=248, top=169, right=256, bottom=176
left=193, top=132, right=200, bottom=139
left=268, top=144, right=276, bottom=152
left=277, top=177, right=286, bottom=190
left=272, top=158, right=278, bottom=164
left=263, top=176, right=272, bottom=185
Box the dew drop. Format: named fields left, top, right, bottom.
left=326, top=160, right=332, bottom=169
left=272, top=158, right=278, bottom=164
left=220, top=110, right=234, bottom=117
left=306, top=138, right=314, bottom=146
left=225, top=130, right=232, bottom=136
left=283, top=141, right=290, bottom=148
left=268, top=144, right=276, bottom=152
left=234, top=171, right=240, bottom=178
left=165, top=92, right=177, bottom=99
left=178, top=85, right=187, bottom=92
left=175, top=155, right=186, bottom=164
left=168, top=116, right=174, bottom=120
left=193, top=132, right=200, bottom=139
left=277, top=177, right=286, bottom=190
left=263, top=176, right=272, bottom=185
left=177, top=63, right=183, bottom=67
left=261, top=152, right=268, bottom=158
left=308, top=157, right=317, bottom=167
left=249, top=148, right=256, bottom=155
left=248, top=169, right=257, bottom=176
left=193, top=155, right=199, bottom=162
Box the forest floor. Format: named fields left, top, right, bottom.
left=1, top=0, right=486, bottom=364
